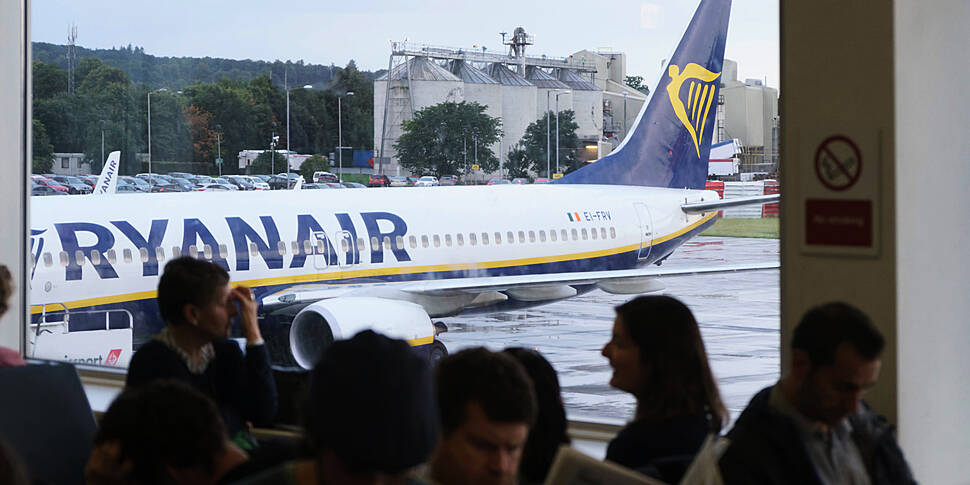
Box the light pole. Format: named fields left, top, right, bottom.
left=215, top=123, right=223, bottom=177
left=555, top=90, right=570, bottom=175
left=271, top=122, right=278, bottom=175
left=99, top=119, right=105, bottom=169
left=146, top=88, right=168, bottom=177
left=546, top=89, right=567, bottom=179
left=286, top=83, right=314, bottom=171
left=337, top=91, right=355, bottom=181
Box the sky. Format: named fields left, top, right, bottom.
left=30, top=0, right=779, bottom=90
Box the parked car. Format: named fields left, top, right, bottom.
left=49, top=175, right=93, bottom=194
left=341, top=182, right=367, bottom=189
left=120, top=176, right=151, bottom=192
left=323, top=183, right=344, bottom=189
left=511, top=178, right=530, bottom=185
left=368, top=174, right=390, bottom=187
left=32, top=175, right=69, bottom=193
left=242, top=175, right=270, bottom=190
left=415, top=176, right=439, bottom=187
left=31, top=183, right=67, bottom=196
left=167, top=172, right=195, bottom=180
left=150, top=181, right=181, bottom=193
left=269, top=173, right=303, bottom=190
left=313, top=171, right=339, bottom=183
left=439, top=175, right=458, bottom=186
left=301, top=183, right=333, bottom=190
left=115, top=184, right=143, bottom=194
left=78, top=175, right=99, bottom=188
left=533, top=177, right=551, bottom=184
left=487, top=178, right=511, bottom=185
left=388, top=176, right=411, bottom=187
left=225, top=175, right=255, bottom=191
left=406, top=176, right=420, bottom=186
left=195, top=183, right=237, bottom=191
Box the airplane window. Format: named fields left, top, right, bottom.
left=396, top=236, right=405, bottom=249
left=340, top=238, right=349, bottom=253
left=610, top=227, right=617, bottom=239
left=317, top=239, right=326, bottom=253
left=106, top=249, right=117, bottom=265
left=122, top=248, right=132, bottom=264
left=371, top=237, right=380, bottom=250
left=140, top=247, right=151, bottom=263
left=482, top=232, right=489, bottom=245
left=529, top=231, right=536, bottom=243
left=304, top=240, right=313, bottom=254
left=91, top=250, right=102, bottom=266
left=357, top=237, right=365, bottom=251
left=591, top=228, right=598, bottom=240
left=494, top=232, right=501, bottom=244
left=469, top=233, right=477, bottom=246
left=433, top=235, right=441, bottom=248
left=383, top=236, right=392, bottom=250
left=43, top=252, right=53, bottom=267
left=581, top=228, right=589, bottom=240
left=456, top=233, right=463, bottom=246
left=291, top=241, right=301, bottom=255
left=155, top=247, right=165, bottom=261
left=74, top=250, right=85, bottom=266
left=507, top=231, right=514, bottom=244
left=277, top=241, right=287, bottom=256
left=518, top=231, right=525, bottom=244
left=601, top=228, right=608, bottom=240
left=59, top=251, right=69, bottom=267
left=422, top=235, right=429, bottom=248
left=409, top=235, right=417, bottom=249
left=203, top=245, right=213, bottom=260
left=571, top=229, right=578, bottom=241
left=445, top=234, right=452, bottom=247
left=539, top=231, right=546, bottom=243
left=550, top=230, right=558, bottom=242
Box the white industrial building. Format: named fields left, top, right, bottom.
left=715, top=59, right=779, bottom=176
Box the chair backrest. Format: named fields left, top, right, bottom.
left=0, top=361, right=97, bottom=485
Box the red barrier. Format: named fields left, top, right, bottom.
left=762, top=180, right=779, bottom=218
left=705, top=181, right=725, bottom=218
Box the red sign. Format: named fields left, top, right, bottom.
left=104, top=349, right=122, bottom=366
left=814, top=135, right=862, bottom=191
left=805, top=199, right=872, bottom=247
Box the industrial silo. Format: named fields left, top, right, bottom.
left=487, top=63, right=537, bottom=175
left=374, top=56, right=464, bottom=176
left=525, top=66, right=572, bottom=121
left=556, top=69, right=602, bottom=143
left=450, top=60, right=502, bottom=176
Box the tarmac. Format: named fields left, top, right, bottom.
left=436, top=236, right=780, bottom=424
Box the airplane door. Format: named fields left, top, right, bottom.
left=311, top=231, right=332, bottom=270
left=337, top=230, right=355, bottom=268
left=633, top=203, right=653, bottom=261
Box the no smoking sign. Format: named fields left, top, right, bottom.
left=814, top=135, right=861, bottom=191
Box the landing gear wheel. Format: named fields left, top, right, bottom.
left=429, top=340, right=448, bottom=366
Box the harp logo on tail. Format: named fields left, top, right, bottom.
left=666, top=63, right=722, bottom=157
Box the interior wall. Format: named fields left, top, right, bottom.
left=0, top=0, right=27, bottom=354
left=894, top=0, right=970, bottom=481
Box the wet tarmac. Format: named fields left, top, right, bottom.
left=436, top=236, right=780, bottom=424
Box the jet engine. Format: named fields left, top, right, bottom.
left=288, top=297, right=437, bottom=369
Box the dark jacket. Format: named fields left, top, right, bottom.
left=606, top=415, right=711, bottom=483
left=127, top=339, right=278, bottom=436
left=719, top=386, right=916, bottom=485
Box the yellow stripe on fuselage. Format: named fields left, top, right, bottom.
left=31, top=212, right=717, bottom=314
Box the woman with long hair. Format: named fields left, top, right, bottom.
left=601, top=295, right=727, bottom=482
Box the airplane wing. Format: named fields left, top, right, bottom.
left=92, top=151, right=121, bottom=195
left=261, top=262, right=779, bottom=308
left=681, top=194, right=779, bottom=214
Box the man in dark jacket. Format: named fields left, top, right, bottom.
left=719, top=302, right=915, bottom=484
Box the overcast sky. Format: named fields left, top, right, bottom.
left=31, top=0, right=778, bottom=89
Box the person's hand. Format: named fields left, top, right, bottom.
left=85, top=441, right=134, bottom=485
left=230, top=285, right=262, bottom=344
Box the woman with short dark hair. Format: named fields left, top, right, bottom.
left=601, top=295, right=727, bottom=482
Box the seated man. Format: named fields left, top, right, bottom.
left=429, top=347, right=538, bottom=485
left=87, top=380, right=248, bottom=485
left=234, top=330, right=439, bottom=485
left=127, top=257, right=277, bottom=442
left=719, top=302, right=916, bottom=484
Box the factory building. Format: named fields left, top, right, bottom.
left=715, top=59, right=779, bottom=178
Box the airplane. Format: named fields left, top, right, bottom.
left=26, top=0, right=776, bottom=369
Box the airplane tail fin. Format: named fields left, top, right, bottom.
left=555, top=0, right=731, bottom=190
left=92, top=151, right=121, bottom=195
left=293, top=177, right=303, bottom=190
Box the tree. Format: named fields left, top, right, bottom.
left=32, top=61, right=67, bottom=99
left=32, top=119, right=54, bottom=173
left=394, top=101, right=502, bottom=176
left=516, top=110, right=582, bottom=177
left=184, top=105, right=216, bottom=165
left=625, top=75, right=650, bottom=95
left=504, top=144, right=531, bottom=180
left=299, top=155, right=331, bottom=182
left=249, top=151, right=285, bottom=175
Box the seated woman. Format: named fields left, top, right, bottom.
left=601, top=295, right=728, bottom=483
left=126, top=257, right=277, bottom=443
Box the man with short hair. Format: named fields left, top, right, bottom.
left=719, top=302, right=916, bottom=484
left=429, top=347, right=538, bottom=485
